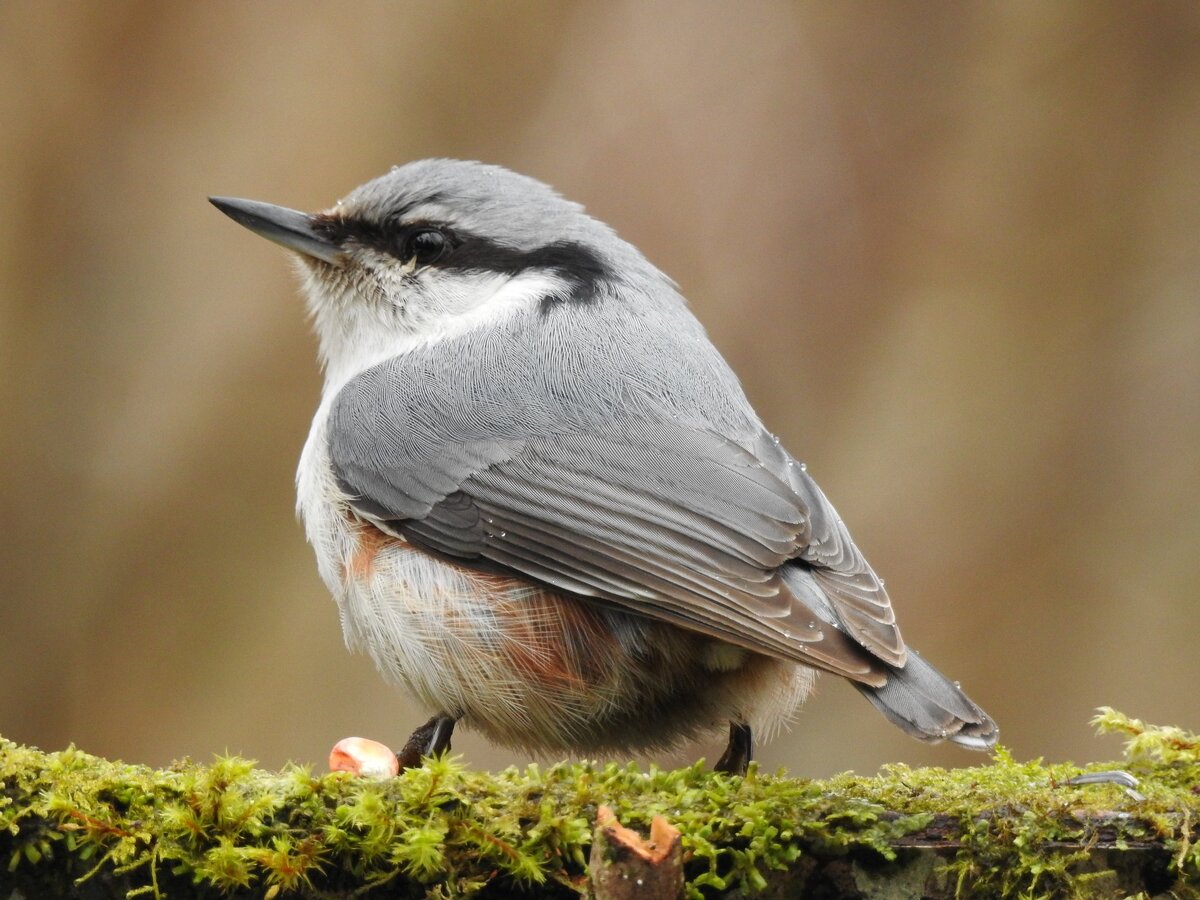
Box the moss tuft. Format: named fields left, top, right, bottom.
left=1, top=710, right=1198, bottom=898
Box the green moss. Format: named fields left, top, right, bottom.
left=1, top=710, right=1197, bottom=898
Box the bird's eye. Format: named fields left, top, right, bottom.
left=396, top=227, right=447, bottom=266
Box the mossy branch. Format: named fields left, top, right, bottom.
left=2, top=710, right=1197, bottom=899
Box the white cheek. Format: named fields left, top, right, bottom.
left=305, top=267, right=569, bottom=399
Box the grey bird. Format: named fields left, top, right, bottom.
left=210, top=159, right=996, bottom=774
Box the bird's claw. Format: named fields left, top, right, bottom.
left=396, top=713, right=457, bottom=770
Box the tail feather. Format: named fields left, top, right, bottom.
left=855, top=648, right=998, bottom=749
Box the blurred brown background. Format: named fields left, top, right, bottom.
left=2, top=2, right=1197, bottom=779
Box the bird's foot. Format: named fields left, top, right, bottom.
left=396, top=713, right=457, bottom=770
left=713, top=722, right=753, bottom=775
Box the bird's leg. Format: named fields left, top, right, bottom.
left=395, top=713, right=458, bottom=770
left=714, top=722, right=753, bottom=775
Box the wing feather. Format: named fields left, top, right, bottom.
left=328, top=320, right=905, bottom=679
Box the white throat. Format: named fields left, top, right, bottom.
left=303, top=267, right=569, bottom=401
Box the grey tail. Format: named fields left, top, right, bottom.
left=856, top=649, right=997, bottom=750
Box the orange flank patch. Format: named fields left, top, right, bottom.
left=492, top=587, right=618, bottom=693
left=344, top=519, right=399, bottom=580
left=339, top=515, right=622, bottom=696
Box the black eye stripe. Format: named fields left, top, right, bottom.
left=310, top=215, right=454, bottom=261
left=310, top=214, right=611, bottom=304
left=392, top=226, right=451, bottom=266
left=310, top=213, right=384, bottom=247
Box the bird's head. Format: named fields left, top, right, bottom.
left=211, top=160, right=658, bottom=388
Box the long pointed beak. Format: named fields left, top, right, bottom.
left=209, top=196, right=343, bottom=265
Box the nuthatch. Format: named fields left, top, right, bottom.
left=211, top=160, right=996, bottom=774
